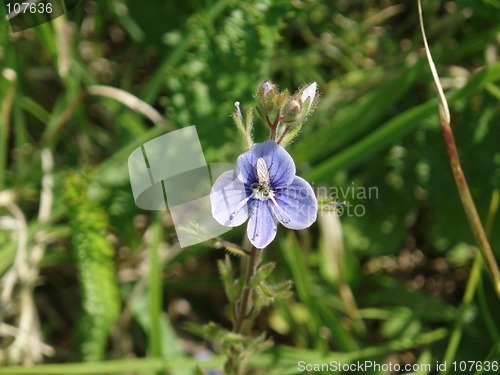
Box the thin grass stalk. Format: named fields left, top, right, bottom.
left=0, top=69, right=16, bottom=191
left=441, top=190, right=499, bottom=373
left=148, top=216, right=164, bottom=375
left=418, top=0, right=500, bottom=297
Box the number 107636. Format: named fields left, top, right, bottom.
left=6, top=2, right=53, bottom=15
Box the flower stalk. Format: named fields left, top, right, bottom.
left=276, top=125, right=290, bottom=145
left=224, top=247, right=261, bottom=375
left=233, top=246, right=260, bottom=333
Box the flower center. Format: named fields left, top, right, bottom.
left=251, top=181, right=274, bottom=201
left=252, top=157, right=274, bottom=201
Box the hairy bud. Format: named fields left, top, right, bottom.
left=257, top=80, right=278, bottom=114
left=281, top=98, right=302, bottom=123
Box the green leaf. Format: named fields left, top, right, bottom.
left=218, top=255, right=244, bottom=304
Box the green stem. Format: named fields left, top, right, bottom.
left=234, top=246, right=260, bottom=333
left=149, top=217, right=163, bottom=373
left=276, top=125, right=290, bottom=145
left=0, top=69, right=17, bottom=191
left=477, top=276, right=500, bottom=342
left=226, top=246, right=261, bottom=375
left=441, top=253, right=482, bottom=374
left=440, top=190, right=500, bottom=374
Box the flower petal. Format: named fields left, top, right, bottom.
left=236, top=140, right=295, bottom=188
left=272, top=176, right=317, bottom=230
left=300, top=82, right=317, bottom=112
left=247, top=200, right=278, bottom=249
left=210, top=170, right=253, bottom=227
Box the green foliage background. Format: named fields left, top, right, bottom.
left=0, top=0, right=499, bottom=374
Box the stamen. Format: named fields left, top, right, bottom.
left=327, top=201, right=346, bottom=207
left=269, top=195, right=290, bottom=224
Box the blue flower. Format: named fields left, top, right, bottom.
left=210, top=140, right=317, bottom=249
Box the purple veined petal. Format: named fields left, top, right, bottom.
left=300, top=82, right=317, bottom=112
left=236, top=140, right=296, bottom=188
left=210, top=169, right=253, bottom=227
left=272, top=176, right=317, bottom=230
left=247, top=200, right=278, bottom=249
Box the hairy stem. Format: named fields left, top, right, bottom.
left=234, top=246, right=260, bottom=333
left=276, top=125, right=290, bottom=145
left=225, top=246, right=260, bottom=375
left=265, top=115, right=273, bottom=130
left=269, top=112, right=281, bottom=141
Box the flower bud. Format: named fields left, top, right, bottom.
left=299, top=82, right=317, bottom=114
left=281, top=98, right=302, bottom=123
left=257, top=80, right=278, bottom=114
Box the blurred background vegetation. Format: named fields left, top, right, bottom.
left=0, top=0, right=499, bottom=374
